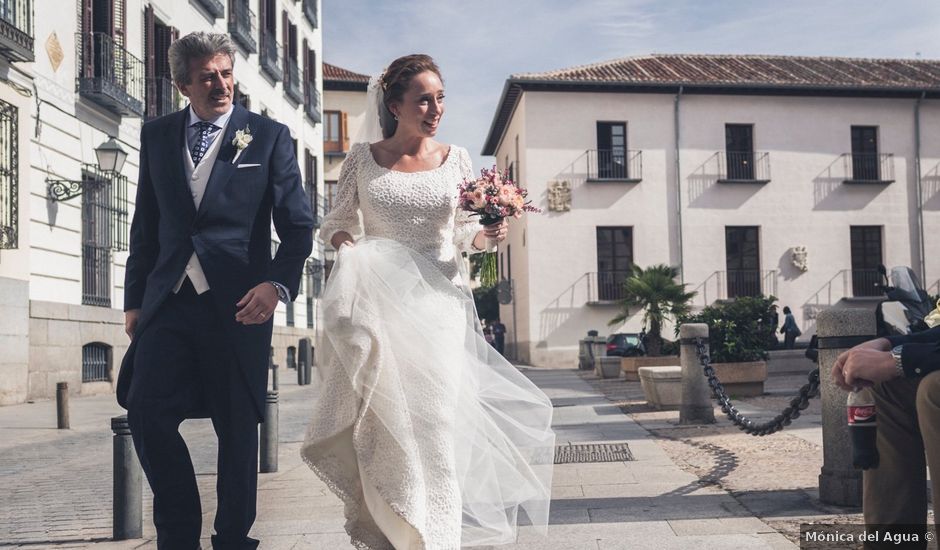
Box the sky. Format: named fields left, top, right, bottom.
left=323, top=0, right=940, bottom=170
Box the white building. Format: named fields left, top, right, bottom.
left=0, top=0, right=324, bottom=405
left=482, top=54, right=940, bottom=369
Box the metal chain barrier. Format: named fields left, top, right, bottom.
left=694, top=338, right=820, bottom=436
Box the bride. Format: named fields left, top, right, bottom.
left=301, top=54, right=555, bottom=549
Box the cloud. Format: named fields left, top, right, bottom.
left=324, top=0, right=940, bottom=170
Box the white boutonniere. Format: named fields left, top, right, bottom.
left=231, top=125, right=253, bottom=164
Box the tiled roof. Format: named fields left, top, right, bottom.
left=482, top=54, right=940, bottom=155
left=514, top=53, right=940, bottom=90
left=323, top=62, right=370, bottom=90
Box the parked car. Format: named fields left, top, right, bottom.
left=606, top=333, right=646, bottom=357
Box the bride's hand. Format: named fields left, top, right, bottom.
left=483, top=219, right=508, bottom=243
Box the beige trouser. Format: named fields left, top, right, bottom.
left=864, top=370, right=940, bottom=549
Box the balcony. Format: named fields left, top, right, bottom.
left=842, top=153, right=895, bottom=184
left=285, top=58, right=303, bottom=104
left=228, top=0, right=257, bottom=54
left=717, top=151, right=771, bottom=184
left=305, top=87, right=321, bottom=124
left=259, top=30, right=282, bottom=81
left=586, top=149, right=642, bottom=183
left=586, top=271, right=629, bottom=305
left=0, top=0, right=33, bottom=62
left=76, top=32, right=145, bottom=117
left=193, top=0, right=224, bottom=19
left=302, top=0, right=318, bottom=28
left=691, top=270, right=778, bottom=306
left=305, top=180, right=321, bottom=229
left=145, top=76, right=179, bottom=120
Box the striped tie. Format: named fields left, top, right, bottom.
left=190, top=121, right=216, bottom=165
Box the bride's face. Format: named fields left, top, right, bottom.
left=390, top=71, right=445, bottom=138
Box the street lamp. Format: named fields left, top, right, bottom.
left=47, top=136, right=128, bottom=201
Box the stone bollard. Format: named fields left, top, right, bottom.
left=679, top=323, right=716, bottom=425
left=271, top=363, right=279, bottom=391
left=56, top=382, right=69, bottom=429
left=817, top=308, right=876, bottom=506
left=305, top=345, right=314, bottom=384
left=111, top=415, right=142, bottom=540
left=297, top=338, right=311, bottom=386
left=259, top=391, right=279, bottom=473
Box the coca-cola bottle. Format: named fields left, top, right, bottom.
left=847, top=387, right=879, bottom=469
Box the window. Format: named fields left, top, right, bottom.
left=324, top=180, right=337, bottom=215
left=77, top=0, right=144, bottom=116
left=286, top=299, right=294, bottom=326
left=304, top=149, right=318, bottom=225
left=850, top=126, right=879, bottom=181
left=302, top=0, right=317, bottom=28
left=596, top=227, right=632, bottom=300
left=228, top=0, right=257, bottom=53
left=725, top=226, right=760, bottom=298
left=144, top=5, right=179, bottom=120
left=850, top=226, right=883, bottom=297
left=82, top=164, right=130, bottom=307
left=595, top=122, right=627, bottom=179
left=303, top=40, right=320, bottom=123
left=0, top=0, right=34, bottom=62
left=287, top=346, right=297, bottom=369
left=233, top=83, right=251, bottom=109
left=725, top=124, right=754, bottom=180
left=324, top=110, right=348, bottom=153
left=258, top=0, right=280, bottom=80
left=0, top=98, right=18, bottom=249
left=282, top=11, right=302, bottom=102
left=82, top=343, right=111, bottom=382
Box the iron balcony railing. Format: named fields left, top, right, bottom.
left=0, top=0, right=33, bottom=62
left=303, top=0, right=318, bottom=28
left=0, top=98, right=18, bottom=250
left=75, top=32, right=145, bottom=116
left=305, top=87, right=321, bottom=124
left=724, top=269, right=777, bottom=299
left=586, top=270, right=630, bottom=303
left=285, top=58, right=303, bottom=104
left=259, top=30, right=282, bottom=81
left=851, top=268, right=882, bottom=297
left=145, top=76, right=179, bottom=120
left=305, top=179, right=320, bottom=229
left=82, top=244, right=111, bottom=307
left=193, top=0, right=224, bottom=19
left=718, top=151, right=771, bottom=183
left=228, top=0, right=257, bottom=53
left=586, top=149, right=642, bottom=182
left=843, top=153, right=895, bottom=184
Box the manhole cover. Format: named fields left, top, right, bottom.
left=554, top=443, right=634, bottom=464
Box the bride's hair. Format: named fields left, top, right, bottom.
left=379, top=54, right=443, bottom=139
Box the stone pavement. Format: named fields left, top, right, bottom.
left=0, top=366, right=812, bottom=549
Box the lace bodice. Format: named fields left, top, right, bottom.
left=320, top=143, right=485, bottom=279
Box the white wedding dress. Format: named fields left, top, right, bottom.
left=301, top=142, right=555, bottom=550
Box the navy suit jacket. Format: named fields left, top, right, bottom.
left=117, top=103, right=314, bottom=419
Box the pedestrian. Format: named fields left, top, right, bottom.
left=492, top=319, right=506, bottom=356
left=780, top=306, right=801, bottom=349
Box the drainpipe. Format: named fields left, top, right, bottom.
left=914, top=91, right=927, bottom=284
left=674, top=86, right=684, bottom=283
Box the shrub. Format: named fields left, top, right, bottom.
left=678, top=296, right=778, bottom=363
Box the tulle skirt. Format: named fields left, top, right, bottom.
left=301, top=237, right=555, bottom=549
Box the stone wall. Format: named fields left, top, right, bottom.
left=0, top=278, right=29, bottom=405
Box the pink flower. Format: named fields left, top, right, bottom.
left=471, top=189, right=487, bottom=209
left=497, top=186, right=514, bottom=206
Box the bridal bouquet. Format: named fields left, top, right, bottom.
left=458, top=166, right=540, bottom=287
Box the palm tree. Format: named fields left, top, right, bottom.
left=608, top=264, right=697, bottom=356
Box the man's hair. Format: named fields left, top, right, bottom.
left=168, top=32, right=236, bottom=85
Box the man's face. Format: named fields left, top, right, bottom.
left=178, top=53, right=234, bottom=119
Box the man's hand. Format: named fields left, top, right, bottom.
left=124, top=309, right=141, bottom=340
left=235, top=282, right=279, bottom=325
left=831, top=337, right=896, bottom=391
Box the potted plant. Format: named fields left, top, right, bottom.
left=677, top=296, right=778, bottom=396
left=609, top=264, right=696, bottom=380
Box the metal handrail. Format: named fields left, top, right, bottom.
left=586, top=149, right=642, bottom=181
left=718, top=151, right=770, bottom=182
left=843, top=152, right=894, bottom=182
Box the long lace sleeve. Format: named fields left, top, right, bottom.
left=453, top=147, right=492, bottom=255
left=320, top=143, right=364, bottom=245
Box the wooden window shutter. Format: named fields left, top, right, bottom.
left=341, top=112, right=349, bottom=151
left=282, top=11, right=289, bottom=85
left=258, top=0, right=266, bottom=40
left=113, top=0, right=126, bottom=48
left=144, top=5, right=155, bottom=79
left=302, top=40, right=309, bottom=98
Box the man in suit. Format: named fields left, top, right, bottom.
left=117, top=32, right=314, bottom=550
left=832, top=324, right=940, bottom=549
